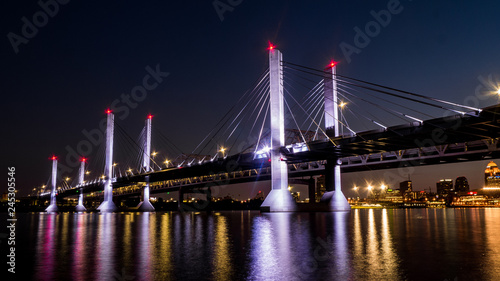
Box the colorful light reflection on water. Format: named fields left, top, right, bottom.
left=6, top=209, right=500, bottom=280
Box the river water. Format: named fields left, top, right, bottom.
left=3, top=208, right=500, bottom=280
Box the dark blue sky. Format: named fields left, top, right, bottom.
left=2, top=0, right=500, bottom=197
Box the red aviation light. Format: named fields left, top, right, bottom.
left=105, top=108, right=112, bottom=114
left=328, top=60, right=337, bottom=68
left=50, top=155, right=57, bottom=160
left=80, top=157, right=87, bottom=163
left=147, top=114, right=153, bottom=119
left=268, top=41, right=276, bottom=51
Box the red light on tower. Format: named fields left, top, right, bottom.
left=50, top=155, right=57, bottom=160
left=147, top=114, right=153, bottom=119
left=268, top=41, right=276, bottom=51
left=80, top=157, right=87, bottom=163
left=328, top=60, right=337, bottom=68
left=105, top=108, right=112, bottom=114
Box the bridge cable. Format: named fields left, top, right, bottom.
left=283, top=61, right=480, bottom=112
left=283, top=63, right=471, bottom=115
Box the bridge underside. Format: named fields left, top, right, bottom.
left=284, top=105, right=500, bottom=161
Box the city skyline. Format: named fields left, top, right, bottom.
left=342, top=160, right=493, bottom=198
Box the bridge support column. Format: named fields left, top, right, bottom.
left=320, top=63, right=350, bottom=211
left=178, top=188, right=185, bottom=211
left=308, top=177, right=316, bottom=204
left=75, top=158, right=87, bottom=212
left=261, top=46, right=296, bottom=212
left=98, top=110, right=117, bottom=212
left=206, top=187, right=212, bottom=205
left=320, top=159, right=350, bottom=211
left=137, top=176, right=155, bottom=211
left=138, top=115, right=155, bottom=212
left=45, top=156, right=58, bottom=212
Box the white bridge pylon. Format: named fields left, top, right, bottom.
left=260, top=45, right=297, bottom=212
left=75, top=157, right=87, bottom=212
left=137, top=114, right=155, bottom=211
left=45, top=156, right=59, bottom=212
left=260, top=46, right=350, bottom=212
left=97, top=109, right=118, bottom=212
left=319, top=62, right=350, bottom=210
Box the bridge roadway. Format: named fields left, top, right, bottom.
left=50, top=104, right=500, bottom=199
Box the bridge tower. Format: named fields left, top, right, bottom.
left=97, top=109, right=118, bottom=212
left=45, top=156, right=59, bottom=212
left=75, top=158, right=87, bottom=212
left=260, top=45, right=297, bottom=212
left=320, top=62, right=351, bottom=211
left=137, top=114, right=155, bottom=211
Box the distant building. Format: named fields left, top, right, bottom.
left=455, top=176, right=470, bottom=192
left=400, top=180, right=412, bottom=193
left=436, top=179, right=454, bottom=195
left=316, top=175, right=326, bottom=202
left=485, top=161, right=500, bottom=188
left=382, top=189, right=403, bottom=203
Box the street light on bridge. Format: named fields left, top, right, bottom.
left=164, top=159, right=170, bottom=168
left=220, top=146, right=226, bottom=158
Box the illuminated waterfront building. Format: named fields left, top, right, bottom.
left=485, top=161, right=500, bottom=188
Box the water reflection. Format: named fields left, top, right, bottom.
left=95, top=213, right=115, bottom=280
left=248, top=214, right=280, bottom=280
left=332, top=211, right=350, bottom=279
left=352, top=209, right=401, bottom=280
left=35, top=214, right=57, bottom=281
left=213, top=214, right=232, bottom=280
left=21, top=209, right=500, bottom=280
left=72, top=214, right=88, bottom=281
left=154, top=213, right=173, bottom=280
left=484, top=209, right=500, bottom=279
left=138, top=213, right=153, bottom=280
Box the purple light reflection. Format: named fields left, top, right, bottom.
left=35, top=214, right=57, bottom=281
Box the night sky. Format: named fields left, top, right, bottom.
left=2, top=0, right=500, bottom=198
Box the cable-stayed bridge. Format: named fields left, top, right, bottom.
left=38, top=45, right=500, bottom=212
